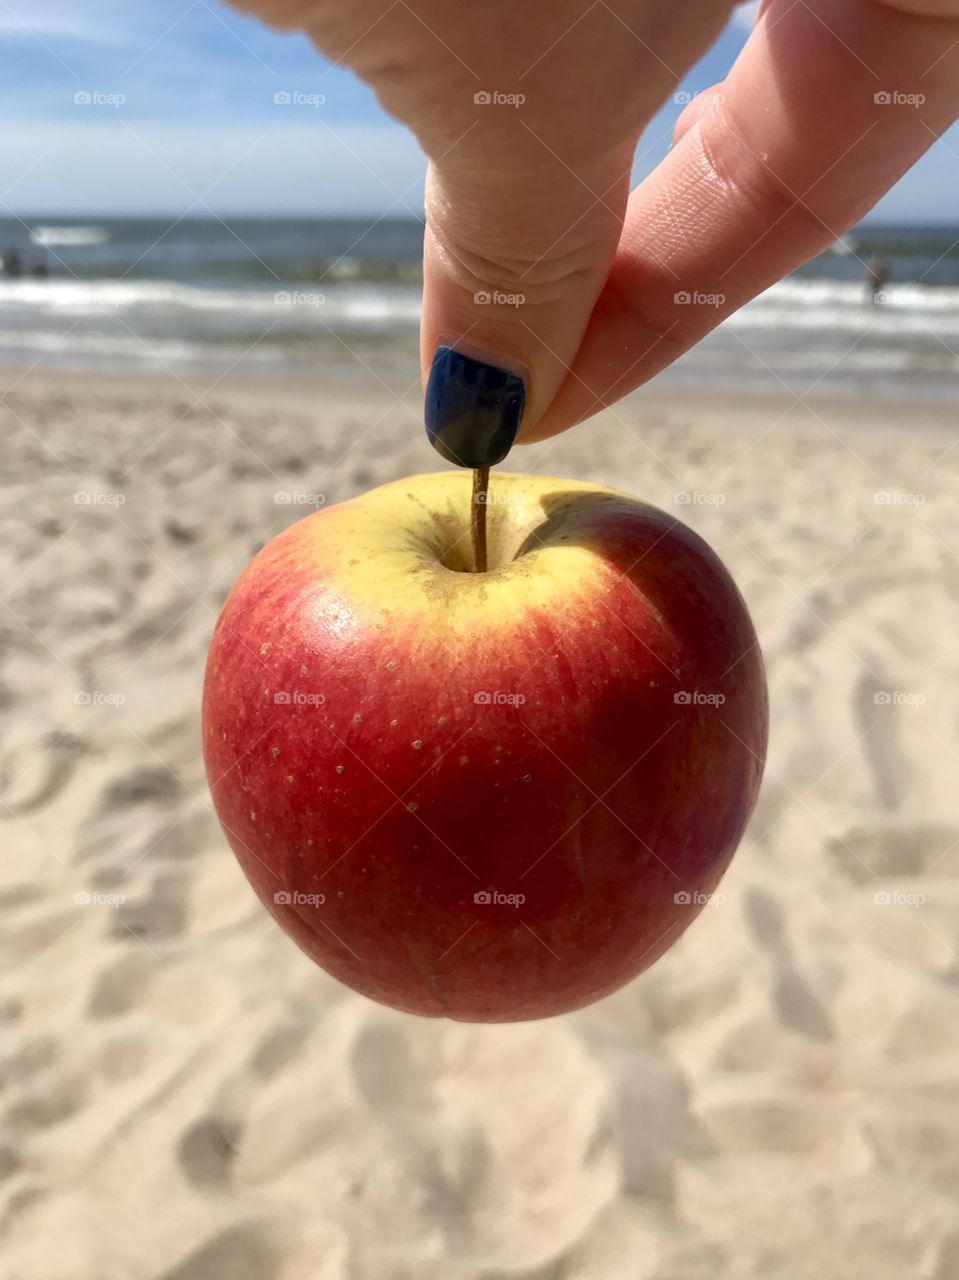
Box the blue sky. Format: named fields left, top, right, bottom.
left=0, top=0, right=954, bottom=220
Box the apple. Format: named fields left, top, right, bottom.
left=203, top=470, right=767, bottom=1022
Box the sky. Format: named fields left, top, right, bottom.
left=0, top=0, right=954, bottom=221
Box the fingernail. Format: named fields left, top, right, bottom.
left=424, top=346, right=525, bottom=468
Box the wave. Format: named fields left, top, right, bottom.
left=0, top=278, right=421, bottom=327
left=29, top=225, right=110, bottom=247
left=0, top=272, right=955, bottom=391
left=723, top=277, right=959, bottom=338
left=0, top=271, right=954, bottom=322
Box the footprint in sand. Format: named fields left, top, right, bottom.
left=87, top=951, right=156, bottom=1018
left=3, top=1079, right=83, bottom=1134
left=147, top=809, right=219, bottom=864
left=158, top=1225, right=278, bottom=1280
left=351, top=1020, right=489, bottom=1219
left=0, top=884, right=42, bottom=911
left=178, top=1114, right=240, bottom=1188
left=250, top=1022, right=310, bottom=1081
left=100, top=765, right=183, bottom=810
left=1, top=1035, right=58, bottom=1084
left=853, top=670, right=910, bottom=811
left=742, top=886, right=788, bottom=955
left=352, top=1022, right=436, bottom=1119
left=830, top=821, right=959, bottom=882
left=0, top=1146, right=21, bottom=1181
left=772, top=963, right=833, bottom=1041
left=1, top=731, right=87, bottom=814
left=112, top=870, right=188, bottom=941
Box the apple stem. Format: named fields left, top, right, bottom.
left=471, top=466, right=490, bottom=573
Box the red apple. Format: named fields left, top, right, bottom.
left=203, top=471, right=767, bottom=1021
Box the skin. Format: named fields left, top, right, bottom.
left=202, top=473, right=767, bottom=1020
left=230, top=0, right=959, bottom=443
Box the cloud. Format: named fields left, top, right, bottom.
left=0, top=4, right=136, bottom=45
left=732, top=1, right=760, bottom=30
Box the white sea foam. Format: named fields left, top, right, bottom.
left=29, top=225, right=110, bottom=247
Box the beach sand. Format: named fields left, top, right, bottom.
left=2, top=368, right=959, bottom=1279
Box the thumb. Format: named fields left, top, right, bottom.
left=421, top=133, right=634, bottom=468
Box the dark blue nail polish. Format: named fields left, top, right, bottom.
left=424, top=346, right=525, bottom=468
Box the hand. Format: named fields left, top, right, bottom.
left=232, top=0, right=959, bottom=462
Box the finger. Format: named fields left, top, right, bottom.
left=530, top=0, right=959, bottom=441
left=419, top=2, right=738, bottom=467
left=419, top=136, right=635, bottom=467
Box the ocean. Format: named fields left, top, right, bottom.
left=1, top=216, right=957, bottom=401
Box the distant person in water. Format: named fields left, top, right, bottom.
left=29, top=251, right=48, bottom=279
left=866, top=255, right=889, bottom=304
left=2, top=247, right=22, bottom=279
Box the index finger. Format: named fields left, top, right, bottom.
left=531, top=0, right=959, bottom=439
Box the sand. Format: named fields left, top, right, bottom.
left=2, top=366, right=959, bottom=1279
